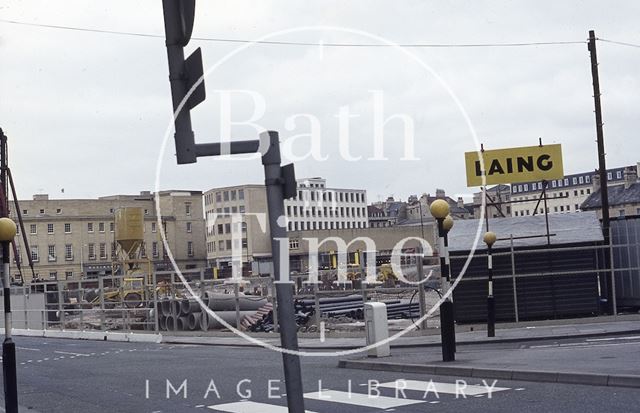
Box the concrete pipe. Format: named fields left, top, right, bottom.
left=180, top=299, right=191, bottom=317
left=186, top=299, right=203, bottom=314
left=160, top=299, right=172, bottom=318
left=170, top=299, right=181, bottom=317
left=201, top=310, right=254, bottom=330
left=176, top=316, right=190, bottom=331
left=158, top=316, right=167, bottom=331
left=165, top=315, right=178, bottom=332
left=187, top=312, right=201, bottom=331
left=207, top=293, right=267, bottom=311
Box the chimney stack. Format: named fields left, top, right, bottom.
left=457, top=196, right=464, bottom=208
left=592, top=171, right=601, bottom=193
left=624, top=166, right=638, bottom=190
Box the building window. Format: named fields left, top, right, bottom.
left=152, top=242, right=159, bottom=258
left=616, top=171, right=622, bottom=179
left=215, top=192, right=222, bottom=202
left=223, top=191, right=229, bottom=202
left=99, top=222, right=105, bottom=232
left=65, top=271, right=73, bottom=280
left=65, top=244, right=73, bottom=260
left=619, top=210, right=625, bottom=217
left=187, top=241, right=194, bottom=257
left=56, top=208, right=62, bottom=214
left=186, top=203, right=192, bottom=216
left=47, top=223, right=54, bottom=234
left=30, top=246, right=39, bottom=262
left=239, top=205, right=245, bottom=213
left=289, top=238, right=300, bottom=250
left=88, top=243, right=95, bottom=260
left=580, top=189, right=584, bottom=195
left=151, top=222, right=157, bottom=233
left=238, top=189, right=244, bottom=200
left=574, top=190, right=578, bottom=196
left=64, top=223, right=71, bottom=233
left=230, top=190, right=236, bottom=201
left=49, top=272, right=57, bottom=280
left=579, top=176, right=584, bottom=184
left=141, top=242, right=147, bottom=258
left=587, top=188, right=591, bottom=194
left=551, top=181, right=556, bottom=188
left=607, top=172, right=613, bottom=180
left=23, top=209, right=28, bottom=215
left=88, top=222, right=94, bottom=232
left=564, top=178, right=569, bottom=186
left=110, top=222, right=115, bottom=232
left=99, top=243, right=107, bottom=259
left=144, top=209, right=149, bottom=215
left=572, top=177, right=577, bottom=185
left=30, top=224, right=37, bottom=234
left=218, top=240, right=224, bottom=251
left=40, top=209, right=45, bottom=214
left=48, top=245, right=56, bottom=261
left=186, top=222, right=192, bottom=233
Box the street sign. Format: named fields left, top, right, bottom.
left=465, top=144, right=564, bottom=187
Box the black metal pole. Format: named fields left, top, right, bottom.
left=588, top=30, right=613, bottom=314
left=487, top=244, right=495, bottom=337
left=443, top=226, right=456, bottom=352
left=1, top=130, right=18, bottom=412
left=437, top=218, right=455, bottom=362
left=261, top=131, right=305, bottom=412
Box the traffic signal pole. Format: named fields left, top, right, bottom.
left=161, top=2, right=305, bottom=411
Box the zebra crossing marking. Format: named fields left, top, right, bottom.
left=207, top=400, right=318, bottom=413
left=379, top=379, right=510, bottom=396
left=304, top=390, right=424, bottom=409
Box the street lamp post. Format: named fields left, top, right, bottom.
left=483, top=231, right=497, bottom=337
left=430, top=200, right=456, bottom=362
left=442, top=214, right=455, bottom=352
left=0, top=217, right=18, bottom=412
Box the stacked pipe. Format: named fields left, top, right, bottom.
left=153, top=293, right=269, bottom=332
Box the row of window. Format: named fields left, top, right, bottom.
left=512, top=188, right=591, bottom=203
left=206, top=238, right=247, bottom=253
left=512, top=175, right=592, bottom=194
left=22, top=204, right=192, bottom=217
left=514, top=204, right=581, bottom=216
left=292, top=189, right=365, bottom=204
left=24, top=221, right=192, bottom=235
left=288, top=220, right=366, bottom=231
left=286, top=205, right=366, bottom=219
left=205, top=189, right=246, bottom=205
left=23, top=241, right=194, bottom=262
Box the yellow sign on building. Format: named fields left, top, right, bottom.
left=465, top=144, right=564, bottom=187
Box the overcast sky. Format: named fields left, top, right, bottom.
left=1, top=1, right=638, bottom=204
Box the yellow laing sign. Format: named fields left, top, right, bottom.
left=465, top=144, right=564, bottom=187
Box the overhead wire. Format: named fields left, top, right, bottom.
left=0, top=18, right=588, bottom=48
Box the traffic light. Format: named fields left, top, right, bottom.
left=162, top=0, right=206, bottom=164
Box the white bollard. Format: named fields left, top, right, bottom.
left=364, top=302, right=390, bottom=358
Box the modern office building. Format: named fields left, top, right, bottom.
left=10, top=190, right=206, bottom=283
left=203, top=177, right=368, bottom=273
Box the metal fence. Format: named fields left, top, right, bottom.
left=0, top=264, right=444, bottom=337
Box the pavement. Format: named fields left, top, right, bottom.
left=161, top=313, right=640, bottom=349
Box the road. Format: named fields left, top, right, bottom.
left=0, top=334, right=638, bottom=412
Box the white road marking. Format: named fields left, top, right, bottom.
left=586, top=336, right=640, bottom=342
left=379, top=380, right=510, bottom=396
left=17, top=347, right=41, bottom=352
left=54, top=351, right=90, bottom=357
left=305, top=390, right=424, bottom=408
left=208, top=401, right=318, bottom=413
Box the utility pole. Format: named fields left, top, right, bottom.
left=588, top=30, right=614, bottom=314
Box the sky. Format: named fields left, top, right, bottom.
left=0, top=1, right=639, bottom=204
